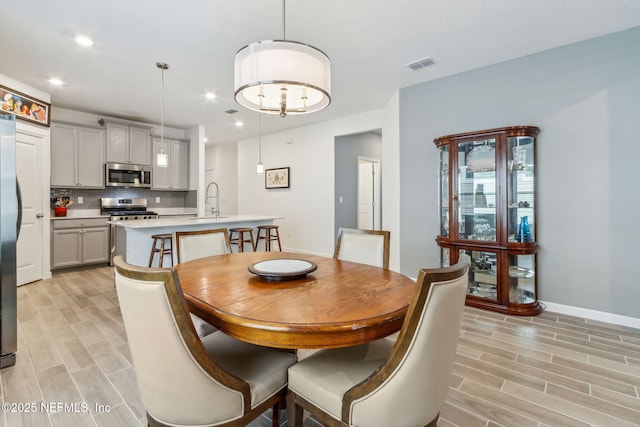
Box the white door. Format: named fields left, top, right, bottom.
left=357, top=158, right=381, bottom=230
left=16, top=126, right=46, bottom=285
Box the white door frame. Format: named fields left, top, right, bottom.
left=357, top=156, right=381, bottom=230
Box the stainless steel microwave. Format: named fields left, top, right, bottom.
left=105, top=163, right=152, bottom=188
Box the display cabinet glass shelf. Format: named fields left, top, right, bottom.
left=434, top=126, right=541, bottom=315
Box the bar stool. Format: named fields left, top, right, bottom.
left=255, top=225, right=282, bottom=251
left=148, top=233, right=173, bottom=267
left=229, top=227, right=255, bottom=253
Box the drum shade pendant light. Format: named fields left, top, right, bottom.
left=234, top=0, right=331, bottom=117
left=155, top=62, right=169, bottom=167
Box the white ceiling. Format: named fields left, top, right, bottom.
left=2, top=1, right=639, bottom=145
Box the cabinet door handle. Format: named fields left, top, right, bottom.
left=36, top=213, right=44, bottom=218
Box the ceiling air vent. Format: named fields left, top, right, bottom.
left=406, top=56, right=435, bottom=71
left=225, top=109, right=238, bottom=114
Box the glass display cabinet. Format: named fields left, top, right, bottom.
left=434, top=126, right=541, bottom=315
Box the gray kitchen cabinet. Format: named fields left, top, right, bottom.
left=51, top=123, right=105, bottom=188
left=171, top=139, right=189, bottom=189
left=51, top=218, right=110, bottom=269
left=151, top=137, right=189, bottom=190
left=106, top=123, right=151, bottom=165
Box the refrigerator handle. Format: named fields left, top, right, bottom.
left=16, top=179, right=23, bottom=239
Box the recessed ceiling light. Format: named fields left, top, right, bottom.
left=49, top=78, right=64, bottom=86
left=75, top=35, right=94, bottom=47
left=235, top=120, right=244, bottom=128
left=205, top=92, right=216, bottom=100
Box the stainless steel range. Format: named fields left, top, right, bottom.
left=101, top=198, right=158, bottom=264
left=101, top=197, right=158, bottom=220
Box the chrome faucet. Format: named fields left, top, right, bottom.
left=205, top=181, right=220, bottom=219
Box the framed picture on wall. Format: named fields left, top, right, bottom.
left=265, top=167, right=290, bottom=189
left=0, top=85, right=50, bottom=127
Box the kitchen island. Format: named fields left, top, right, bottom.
left=110, top=215, right=283, bottom=267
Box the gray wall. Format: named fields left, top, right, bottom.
left=334, top=132, right=382, bottom=238
left=399, top=27, right=640, bottom=318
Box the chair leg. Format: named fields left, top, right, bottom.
left=148, top=239, right=158, bottom=267
left=425, top=412, right=439, bottom=427
left=158, top=239, right=165, bottom=267
left=287, top=391, right=304, bottom=427
left=271, top=400, right=281, bottom=427
left=274, top=229, right=282, bottom=251
left=248, top=231, right=256, bottom=253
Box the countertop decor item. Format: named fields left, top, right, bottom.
left=53, top=196, right=73, bottom=215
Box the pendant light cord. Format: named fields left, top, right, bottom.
left=157, top=62, right=169, bottom=145
left=259, top=114, right=262, bottom=161
left=161, top=67, right=164, bottom=144
left=282, top=0, right=286, bottom=40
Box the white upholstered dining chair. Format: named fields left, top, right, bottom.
left=113, top=256, right=297, bottom=427
left=173, top=228, right=231, bottom=264
left=333, top=228, right=390, bottom=269
left=287, top=256, right=470, bottom=427
left=172, top=228, right=231, bottom=337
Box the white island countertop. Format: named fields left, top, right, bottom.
left=109, top=214, right=282, bottom=229
left=112, top=215, right=283, bottom=267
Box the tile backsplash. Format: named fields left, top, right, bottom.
left=50, top=188, right=196, bottom=210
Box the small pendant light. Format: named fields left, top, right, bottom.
left=155, top=62, right=169, bottom=167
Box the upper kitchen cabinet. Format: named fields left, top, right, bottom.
left=106, top=123, right=151, bottom=165
left=51, top=123, right=105, bottom=188
left=151, top=137, right=189, bottom=190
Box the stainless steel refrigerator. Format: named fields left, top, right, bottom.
left=0, top=112, right=18, bottom=368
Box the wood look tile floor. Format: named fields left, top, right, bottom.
left=1, top=266, right=639, bottom=427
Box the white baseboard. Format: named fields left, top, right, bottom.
left=540, top=300, right=640, bottom=330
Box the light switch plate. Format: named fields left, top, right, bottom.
left=77, top=196, right=83, bottom=204
left=156, top=197, right=160, bottom=203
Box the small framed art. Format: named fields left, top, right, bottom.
left=0, top=85, right=50, bottom=127
left=265, top=167, right=290, bottom=189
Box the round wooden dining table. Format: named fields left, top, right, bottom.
left=175, top=251, right=416, bottom=349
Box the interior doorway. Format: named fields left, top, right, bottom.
left=334, top=131, right=382, bottom=238
left=357, top=157, right=381, bottom=230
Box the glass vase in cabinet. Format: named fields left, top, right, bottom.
left=434, top=126, right=541, bottom=315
